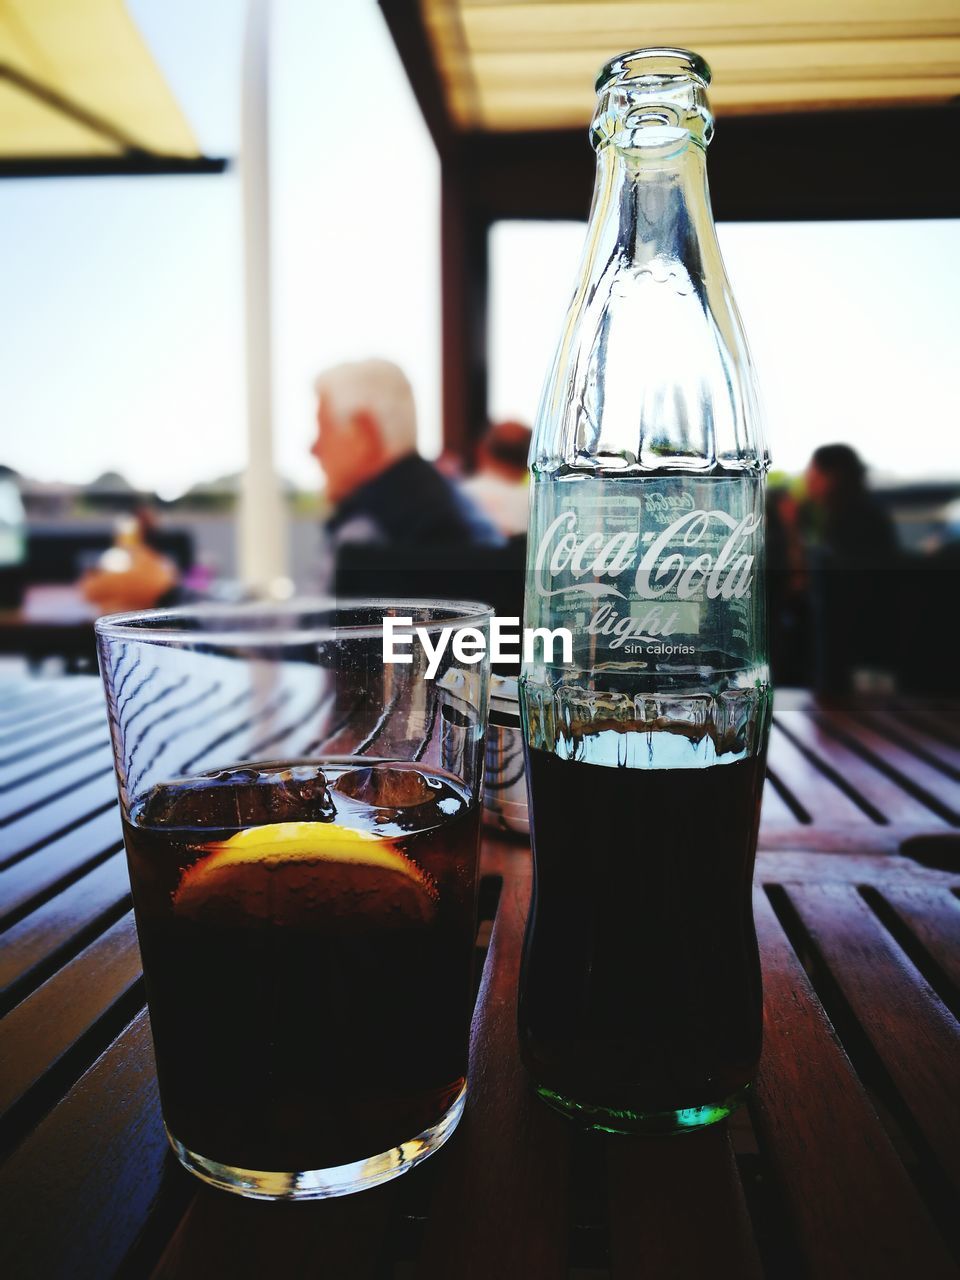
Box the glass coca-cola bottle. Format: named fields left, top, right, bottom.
left=518, top=49, right=771, bottom=1134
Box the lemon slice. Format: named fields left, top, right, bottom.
left=172, top=821, right=438, bottom=929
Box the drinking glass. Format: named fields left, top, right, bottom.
left=95, top=599, right=491, bottom=1199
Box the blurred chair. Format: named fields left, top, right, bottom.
left=335, top=538, right=526, bottom=666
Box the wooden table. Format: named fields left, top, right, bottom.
left=0, top=678, right=958, bottom=1279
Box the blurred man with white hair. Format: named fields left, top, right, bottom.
left=312, top=359, right=500, bottom=553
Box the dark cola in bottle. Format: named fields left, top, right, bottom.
left=519, top=49, right=771, bottom=1134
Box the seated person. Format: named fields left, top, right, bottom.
left=312, top=360, right=502, bottom=563
left=460, top=419, right=532, bottom=538
left=802, top=444, right=899, bottom=692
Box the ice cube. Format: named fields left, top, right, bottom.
left=140, top=763, right=336, bottom=830
left=331, top=763, right=466, bottom=832
left=333, top=764, right=438, bottom=808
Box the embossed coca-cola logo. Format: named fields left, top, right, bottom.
left=534, top=508, right=759, bottom=603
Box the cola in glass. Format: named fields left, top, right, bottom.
left=123, top=759, right=480, bottom=1174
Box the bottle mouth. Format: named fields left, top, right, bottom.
left=596, top=48, right=711, bottom=94
left=592, top=47, right=714, bottom=154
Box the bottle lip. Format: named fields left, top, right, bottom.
left=596, top=47, right=712, bottom=94
left=592, top=47, right=714, bottom=152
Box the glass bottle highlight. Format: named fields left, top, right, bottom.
left=519, top=49, right=772, bottom=1135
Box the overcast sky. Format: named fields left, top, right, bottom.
left=1, top=0, right=957, bottom=497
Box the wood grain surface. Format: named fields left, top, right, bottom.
left=0, top=678, right=957, bottom=1278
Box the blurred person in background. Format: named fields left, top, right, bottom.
left=800, top=443, right=899, bottom=693
left=460, top=419, right=532, bottom=538
left=80, top=509, right=180, bottom=614
left=766, top=482, right=809, bottom=686
left=312, top=359, right=501, bottom=562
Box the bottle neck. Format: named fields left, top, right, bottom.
left=586, top=137, right=719, bottom=286
left=529, top=116, right=766, bottom=479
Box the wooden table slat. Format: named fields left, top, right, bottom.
left=0, top=705, right=110, bottom=764
left=0, top=681, right=100, bottom=728
left=0, top=747, right=115, bottom=825
left=757, top=770, right=804, bottom=829
left=0, top=912, right=141, bottom=1119
left=811, top=708, right=960, bottom=824
left=241, top=684, right=338, bottom=763
left=173, top=690, right=296, bottom=776
left=750, top=888, right=955, bottom=1278
left=0, top=851, right=130, bottom=1006
left=894, top=699, right=960, bottom=749
left=118, top=680, right=251, bottom=799
left=0, top=692, right=76, bottom=729
left=606, top=1123, right=761, bottom=1280
left=0, top=1009, right=175, bottom=1280
left=783, top=880, right=960, bottom=1198
left=854, top=704, right=960, bottom=779
left=149, top=1178, right=401, bottom=1280
left=123, top=682, right=268, bottom=795
left=0, top=721, right=112, bottom=792
left=775, top=709, right=951, bottom=831
left=0, top=675, right=100, bottom=716
left=870, top=883, right=960, bottom=1003
left=767, top=722, right=875, bottom=827
left=0, top=772, right=119, bottom=867
left=756, top=850, right=958, bottom=889
left=0, top=805, right=123, bottom=926
left=418, top=842, right=571, bottom=1280
left=0, top=679, right=957, bottom=1279
left=157, top=666, right=332, bottom=780
left=0, top=685, right=59, bottom=715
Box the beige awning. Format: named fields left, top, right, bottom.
left=420, top=0, right=960, bottom=130
left=0, top=0, right=206, bottom=164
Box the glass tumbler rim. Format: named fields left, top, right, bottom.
left=93, top=596, right=496, bottom=647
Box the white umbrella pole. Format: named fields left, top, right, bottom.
left=238, top=0, right=288, bottom=592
